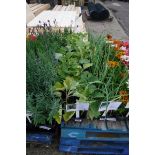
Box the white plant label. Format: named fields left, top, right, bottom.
left=39, top=126, right=51, bottom=130
left=76, top=110, right=80, bottom=118
left=107, top=101, right=122, bottom=111
left=26, top=112, right=32, bottom=123
left=76, top=102, right=89, bottom=111
left=66, top=102, right=89, bottom=112
left=66, top=102, right=89, bottom=119
left=98, top=102, right=109, bottom=112
left=98, top=101, right=122, bottom=112
left=66, top=104, right=76, bottom=112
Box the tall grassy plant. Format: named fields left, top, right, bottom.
left=26, top=31, right=71, bottom=125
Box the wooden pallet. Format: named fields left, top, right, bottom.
left=60, top=144, right=128, bottom=155
left=52, top=4, right=77, bottom=12
left=27, top=5, right=86, bottom=33
left=29, top=3, right=51, bottom=16
left=52, top=5, right=86, bottom=33
left=61, top=0, right=85, bottom=6
left=26, top=3, right=35, bottom=23
left=26, top=2, right=51, bottom=23
left=29, top=3, right=38, bottom=8
left=59, top=120, right=129, bottom=154
left=62, top=119, right=129, bottom=131
left=26, top=133, right=53, bottom=145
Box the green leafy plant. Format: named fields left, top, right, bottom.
left=26, top=30, right=72, bottom=125
left=52, top=34, right=129, bottom=122
left=27, top=30, right=129, bottom=125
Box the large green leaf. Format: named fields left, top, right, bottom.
left=63, top=77, right=73, bottom=90
left=79, top=59, right=90, bottom=64
left=63, top=77, right=79, bottom=91
left=53, top=112, right=61, bottom=124
left=53, top=91, right=62, bottom=97
left=73, top=91, right=87, bottom=101
left=54, top=82, right=65, bottom=91
left=53, top=105, right=62, bottom=124
left=83, top=63, right=93, bottom=70
left=85, top=84, right=96, bottom=95
left=63, top=111, right=75, bottom=122
left=88, top=102, right=100, bottom=120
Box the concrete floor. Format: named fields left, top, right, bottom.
left=83, top=0, right=129, bottom=40
left=103, top=0, right=129, bottom=36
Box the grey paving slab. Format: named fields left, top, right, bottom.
left=103, top=0, right=129, bottom=36
left=82, top=0, right=128, bottom=40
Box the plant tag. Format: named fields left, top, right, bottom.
left=76, top=110, right=80, bottom=118
left=66, top=104, right=76, bottom=112
left=66, top=102, right=89, bottom=112
left=26, top=112, right=32, bottom=124
left=39, top=126, right=51, bottom=130
left=102, top=110, right=108, bottom=117
left=107, top=101, right=122, bottom=111
left=98, top=101, right=109, bottom=112
left=76, top=102, right=89, bottom=111
left=66, top=102, right=89, bottom=119
left=98, top=101, right=121, bottom=112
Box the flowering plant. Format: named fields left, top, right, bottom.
left=52, top=34, right=129, bottom=122
left=26, top=30, right=129, bottom=125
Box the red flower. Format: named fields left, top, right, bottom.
left=123, top=41, right=129, bottom=48
left=122, top=61, right=129, bottom=67
left=125, top=49, right=129, bottom=56
left=30, top=34, right=37, bottom=41
left=26, top=34, right=37, bottom=41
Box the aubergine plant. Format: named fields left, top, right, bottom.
left=52, top=34, right=129, bottom=123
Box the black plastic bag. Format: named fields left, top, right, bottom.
left=88, top=2, right=110, bottom=20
